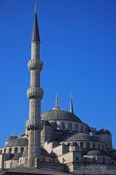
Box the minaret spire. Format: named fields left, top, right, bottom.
left=32, top=1, right=40, bottom=42
left=27, top=1, right=44, bottom=168
left=70, top=95, right=74, bottom=113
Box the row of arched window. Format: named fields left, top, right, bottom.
left=79, top=141, right=106, bottom=151
left=61, top=122, right=87, bottom=132
left=0, top=147, right=24, bottom=154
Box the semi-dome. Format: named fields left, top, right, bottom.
left=41, top=110, right=82, bottom=123
left=6, top=137, right=28, bottom=147
left=97, top=128, right=111, bottom=136
left=87, top=150, right=106, bottom=156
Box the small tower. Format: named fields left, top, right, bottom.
left=26, top=2, right=44, bottom=168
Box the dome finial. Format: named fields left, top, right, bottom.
left=70, top=94, right=74, bottom=113
left=53, top=95, right=60, bottom=110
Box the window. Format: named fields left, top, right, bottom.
left=89, top=132, right=93, bottom=136
left=103, top=157, right=105, bottom=164
left=80, top=126, right=83, bottom=133
left=14, top=147, right=18, bottom=153
left=9, top=148, right=12, bottom=154
left=10, top=162, right=13, bottom=168
left=62, top=123, right=65, bottom=130
left=80, top=142, right=83, bottom=148
left=21, top=147, right=24, bottom=154
left=0, top=150, right=2, bottom=154
left=98, top=144, right=100, bottom=150
left=69, top=123, right=72, bottom=130
left=76, top=124, right=78, bottom=130
left=4, top=149, right=6, bottom=154
left=102, top=145, right=104, bottom=151
left=87, top=142, right=90, bottom=149
left=76, top=156, right=78, bottom=161
left=93, top=157, right=96, bottom=163
left=93, top=143, right=95, bottom=149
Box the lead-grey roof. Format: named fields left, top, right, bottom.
left=41, top=110, right=82, bottom=123
left=86, top=150, right=110, bottom=156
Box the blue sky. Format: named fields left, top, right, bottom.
left=0, top=0, right=116, bottom=147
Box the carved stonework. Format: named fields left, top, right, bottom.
left=26, top=122, right=42, bottom=131
left=27, top=87, right=44, bottom=100
left=28, top=59, right=43, bottom=71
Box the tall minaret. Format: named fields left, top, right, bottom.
left=26, top=2, right=43, bottom=168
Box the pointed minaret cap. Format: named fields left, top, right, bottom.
left=53, top=95, right=60, bottom=110
left=70, top=95, right=74, bottom=113
left=32, top=1, right=40, bottom=42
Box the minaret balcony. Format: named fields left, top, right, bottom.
left=27, top=87, right=43, bottom=99
left=26, top=120, right=43, bottom=131
left=28, top=59, right=43, bottom=71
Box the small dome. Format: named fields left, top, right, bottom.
left=87, top=150, right=105, bottom=156
left=41, top=110, right=82, bottom=123
left=98, top=128, right=111, bottom=136
left=5, top=135, right=18, bottom=146
left=7, top=135, right=18, bottom=142
left=6, top=137, right=28, bottom=147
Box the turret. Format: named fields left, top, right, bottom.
left=98, top=128, right=112, bottom=150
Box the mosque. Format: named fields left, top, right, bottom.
left=0, top=2, right=116, bottom=175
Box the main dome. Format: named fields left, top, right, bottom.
left=41, top=110, right=82, bottom=123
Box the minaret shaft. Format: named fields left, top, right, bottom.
left=27, top=4, right=43, bottom=168
left=31, top=42, right=40, bottom=59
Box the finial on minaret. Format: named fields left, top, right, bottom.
left=70, top=95, right=74, bottom=113
left=34, top=1, right=37, bottom=14
left=53, top=95, right=60, bottom=110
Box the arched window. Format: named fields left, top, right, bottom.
left=98, top=143, right=100, bottom=150
left=21, top=147, right=24, bottom=154
left=80, top=126, right=83, bottom=133
left=103, top=157, right=105, bottom=164
left=102, top=144, right=104, bottom=151
left=80, top=142, right=83, bottom=148
left=10, top=162, right=13, bottom=168
left=0, top=150, right=2, bottom=154
left=9, top=148, right=12, bottom=154
left=14, top=147, right=18, bottom=153
left=93, top=143, right=95, bottom=149
left=4, top=149, right=6, bottom=154
left=69, top=123, right=72, bottom=130
left=76, top=156, right=78, bottom=161
left=62, top=123, right=65, bottom=130
left=76, top=124, right=78, bottom=130
left=87, top=142, right=90, bottom=149
left=93, top=157, right=97, bottom=163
